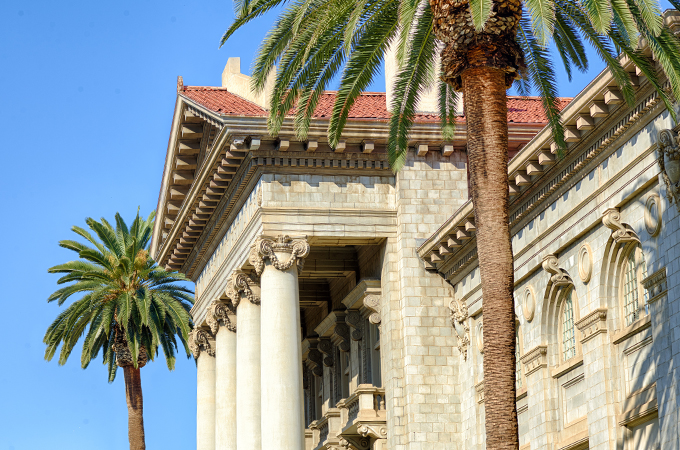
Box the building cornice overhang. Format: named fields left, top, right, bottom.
left=418, top=52, right=667, bottom=282
left=152, top=92, right=544, bottom=276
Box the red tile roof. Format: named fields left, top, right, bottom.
left=181, top=86, right=571, bottom=125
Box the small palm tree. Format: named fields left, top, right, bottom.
left=44, top=211, right=194, bottom=450
left=221, top=0, right=680, bottom=448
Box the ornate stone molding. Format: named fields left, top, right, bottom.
left=542, top=254, right=573, bottom=288
left=475, top=320, right=484, bottom=353
left=207, top=300, right=236, bottom=334
left=657, top=129, right=680, bottom=212
left=225, top=270, right=260, bottom=308
left=363, top=295, right=381, bottom=325
left=642, top=267, right=668, bottom=304
left=449, top=298, right=470, bottom=360
left=248, top=235, right=310, bottom=275
left=475, top=380, right=485, bottom=404
left=521, top=285, right=536, bottom=322
left=575, top=308, right=608, bottom=343
left=578, top=243, right=593, bottom=283
left=602, top=208, right=640, bottom=245
left=318, top=338, right=335, bottom=367
left=357, top=424, right=387, bottom=440
left=644, top=194, right=662, bottom=237
left=345, top=310, right=364, bottom=341
left=338, top=436, right=369, bottom=450
left=520, top=345, right=547, bottom=376
left=188, top=328, right=215, bottom=358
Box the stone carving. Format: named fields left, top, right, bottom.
left=475, top=321, right=484, bottom=353
left=602, top=208, right=640, bottom=245
left=644, top=194, right=662, bottom=237
left=521, top=285, right=536, bottom=322
left=357, top=424, right=387, bottom=440
left=333, top=319, right=351, bottom=353
left=345, top=310, right=364, bottom=341
left=575, top=309, right=607, bottom=343
left=112, top=326, right=148, bottom=368
left=249, top=235, right=310, bottom=275
left=188, top=328, right=215, bottom=358
left=307, top=341, right=324, bottom=377
left=642, top=267, right=668, bottom=304
left=449, top=298, right=470, bottom=360
left=578, top=243, right=593, bottom=283
left=363, top=295, right=382, bottom=325
left=318, top=339, right=335, bottom=367
left=207, top=300, right=236, bottom=334
left=338, top=437, right=369, bottom=450
left=542, top=254, right=573, bottom=288
left=520, top=345, right=547, bottom=376
left=475, top=381, right=485, bottom=404
left=657, top=129, right=680, bottom=212
left=225, top=271, right=260, bottom=307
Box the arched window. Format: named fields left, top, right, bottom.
left=560, top=290, right=577, bottom=362
left=622, top=247, right=649, bottom=326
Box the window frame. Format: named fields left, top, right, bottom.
left=620, top=246, right=649, bottom=327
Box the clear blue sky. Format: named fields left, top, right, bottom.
left=0, top=1, right=672, bottom=449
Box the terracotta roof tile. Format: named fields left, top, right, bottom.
left=181, top=86, right=571, bottom=124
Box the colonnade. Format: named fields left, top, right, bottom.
left=189, top=235, right=311, bottom=450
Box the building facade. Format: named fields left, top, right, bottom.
left=151, top=15, right=680, bottom=450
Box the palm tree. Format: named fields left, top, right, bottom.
left=44, top=211, right=194, bottom=450
left=221, top=0, right=680, bottom=448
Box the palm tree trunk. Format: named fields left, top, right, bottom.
left=461, top=65, right=519, bottom=450
left=123, top=365, right=146, bottom=450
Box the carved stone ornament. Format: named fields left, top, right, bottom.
left=578, top=243, right=593, bottom=284
left=575, top=308, right=607, bottom=343
left=188, top=328, right=215, bottom=359
left=334, top=319, right=351, bottom=353
left=357, top=424, right=387, bottom=440
left=207, top=300, right=236, bottom=334
left=520, top=345, right=547, bottom=376
left=521, top=285, right=536, bottom=322
left=644, top=194, right=662, bottom=237
left=363, top=295, right=382, bottom=325
left=542, top=254, right=573, bottom=288
left=338, top=436, right=370, bottom=450
left=475, top=320, right=484, bottom=354
left=657, top=129, right=680, bottom=212
left=345, top=310, right=364, bottom=341
left=602, top=208, right=640, bottom=245
left=307, top=341, right=324, bottom=377
left=449, top=298, right=471, bottom=360
left=225, top=271, right=260, bottom=308
left=248, top=235, right=310, bottom=276
left=318, top=339, right=335, bottom=367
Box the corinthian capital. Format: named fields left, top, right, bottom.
left=248, top=235, right=310, bottom=275
left=207, top=300, right=236, bottom=334
left=188, top=328, right=215, bottom=359
left=225, top=271, right=260, bottom=308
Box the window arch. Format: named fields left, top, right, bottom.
left=621, top=246, right=648, bottom=326
left=559, top=290, right=578, bottom=362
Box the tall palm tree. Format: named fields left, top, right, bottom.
left=221, top=0, right=680, bottom=448
left=44, top=211, right=194, bottom=450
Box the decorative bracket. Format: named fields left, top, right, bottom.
left=542, top=254, right=573, bottom=288
left=357, top=424, right=387, bottom=440
left=307, top=339, right=324, bottom=377
left=318, top=338, right=335, bottom=367
left=449, top=298, right=470, bottom=360
left=657, top=129, right=680, bottom=212
left=248, top=235, right=310, bottom=275
left=602, top=208, right=640, bottom=245
left=363, top=295, right=381, bottom=325
left=345, top=310, right=364, bottom=341
left=333, top=315, right=351, bottom=353
left=207, top=300, right=236, bottom=334
left=188, top=328, right=215, bottom=359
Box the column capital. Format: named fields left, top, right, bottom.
left=189, top=328, right=215, bottom=359
left=207, top=300, right=236, bottom=334
left=248, top=235, right=310, bottom=276
left=225, top=270, right=260, bottom=307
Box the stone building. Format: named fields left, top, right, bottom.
left=151, top=14, right=680, bottom=450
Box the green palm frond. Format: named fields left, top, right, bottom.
left=44, top=212, right=194, bottom=381
left=524, top=0, right=556, bottom=46
left=468, top=0, right=493, bottom=31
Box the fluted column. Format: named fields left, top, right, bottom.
left=250, top=235, right=310, bottom=450
left=190, top=328, right=216, bottom=450
left=208, top=300, right=237, bottom=450
left=227, top=271, right=262, bottom=450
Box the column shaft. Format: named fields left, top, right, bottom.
left=215, top=326, right=237, bottom=450
left=197, top=352, right=216, bottom=450
left=261, top=255, right=304, bottom=450
left=236, top=299, right=261, bottom=450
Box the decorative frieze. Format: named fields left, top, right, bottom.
left=642, top=267, right=668, bottom=304
left=189, top=328, right=215, bottom=358
left=449, top=298, right=470, bottom=360
left=575, top=308, right=608, bottom=343
left=520, top=345, right=548, bottom=376
left=207, top=300, right=236, bottom=334
left=602, top=208, right=640, bottom=244
left=542, top=254, right=573, bottom=288
left=225, top=270, right=260, bottom=307
left=248, top=235, right=310, bottom=275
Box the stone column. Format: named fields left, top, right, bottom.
left=190, top=328, right=216, bottom=450
left=227, top=271, right=262, bottom=450
left=208, top=300, right=237, bottom=450
left=250, top=235, right=310, bottom=450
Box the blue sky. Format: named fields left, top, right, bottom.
left=0, top=1, right=673, bottom=449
